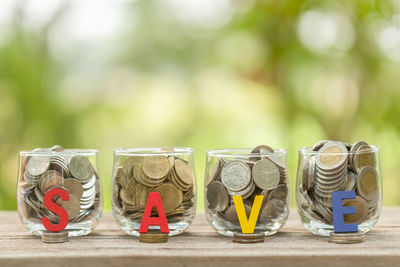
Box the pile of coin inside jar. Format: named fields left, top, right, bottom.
left=18, top=146, right=101, bottom=226
left=299, top=140, right=379, bottom=225
left=206, top=145, right=289, bottom=231
left=113, top=151, right=195, bottom=224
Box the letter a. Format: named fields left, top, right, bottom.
left=42, top=187, right=69, bottom=232
left=233, top=195, right=263, bottom=234
left=139, top=192, right=170, bottom=233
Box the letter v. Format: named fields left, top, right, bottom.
left=233, top=195, right=263, bottom=234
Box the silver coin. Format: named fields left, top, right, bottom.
left=252, top=159, right=280, bottom=191
left=26, top=156, right=51, bottom=178
left=221, top=160, right=251, bottom=192
left=69, top=156, right=94, bottom=182
left=207, top=181, right=230, bottom=212
left=259, top=199, right=286, bottom=224
left=329, top=232, right=364, bottom=244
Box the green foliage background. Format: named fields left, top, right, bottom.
left=1, top=0, right=400, bottom=211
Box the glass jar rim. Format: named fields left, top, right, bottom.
left=298, top=145, right=380, bottom=155
left=206, top=148, right=287, bottom=157
left=114, top=147, right=193, bottom=156
left=19, top=149, right=99, bottom=157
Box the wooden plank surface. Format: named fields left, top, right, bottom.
left=0, top=208, right=399, bottom=267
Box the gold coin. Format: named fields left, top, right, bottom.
left=357, top=166, right=378, bottom=200
left=140, top=230, right=168, bottom=243
left=123, top=156, right=142, bottom=178
left=154, top=183, right=183, bottom=214
left=120, top=188, right=136, bottom=206
left=353, top=146, right=376, bottom=170
left=142, top=156, right=170, bottom=179
left=342, top=196, right=368, bottom=224
left=316, top=142, right=348, bottom=170
left=174, top=159, right=194, bottom=185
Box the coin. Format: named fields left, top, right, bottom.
left=154, top=183, right=183, bottom=214
left=42, top=230, right=68, bottom=243
left=221, top=160, right=251, bottom=192
left=329, top=232, right=364, bottom=244
left=207, top=181, right=230, bottom=212
left=64, top=178, right=84, bottom=199
left=356, top=166, right=378, bottom=201
left=39, top=170, right=63, bottom=194
left=224, top=203, right=252, bottom=224
left=268, top=184, right=288, bottom=201
left=259, top=199, right=286, bottom=224
left=27, top=156, right=51, bottom=178
left=174, top=159, right=194, bottom=185
left=140, top=230, right=168, bottom=243
left=208, top=161, right=221, bottom=183
left=353, top=146, right=376, bottom=170
left=69, top=156, right=94, bottom=182
left=252, top=158, right=280, bottom=190
left=232, top=232, right=265, bottom=244
left=316, top=142, right=348, bottom=171
left=56, top=194, right=81, bottom=220
left=142, top=156, right=170, bottom=180
left=342, top=196, right=368, bottom=224
left=312, top=140, right=331, bottom=151
left=50, top=145, right=64, bottom=152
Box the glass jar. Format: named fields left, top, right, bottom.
left=205, top=147, right=289, bottom=237
left=17, top=147, right=103, bottom=237
left=112, top=147, right=196, bottom=236
left=296, top=141, right=382, bottom=236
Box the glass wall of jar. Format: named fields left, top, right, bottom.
left=296, top=141, right=382, bottom=236
left=112, top=147, right=196, bottom=236
left=205, top=147, right=289, bottom=237
left=17, top=146, right=103, bottom=237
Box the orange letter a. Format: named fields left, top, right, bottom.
left=139, top=192, right=170, bottom=233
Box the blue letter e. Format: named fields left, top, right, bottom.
left=332, top=191, right=358, bottom=233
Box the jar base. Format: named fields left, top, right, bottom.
left=114, top=213, right=194, bottom=236
left=23, top=215, right=102, bottom=237
left=303, top=218, right=379, bottom=236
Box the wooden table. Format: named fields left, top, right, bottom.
left=1, top=208, right=399, bottom=267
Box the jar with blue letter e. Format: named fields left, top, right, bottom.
left=111, top=147, right=196, bottom=236
left=17, top=146, right=103, bottom=237
left=205, top=146, right=289, bottom=237
left=296, top=140, right=382, bottom=236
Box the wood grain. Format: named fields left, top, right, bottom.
left=0, top=208, right=399, bottom=267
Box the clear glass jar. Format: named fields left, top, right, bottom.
left=111, top=147, right=196, bottom=236
left=296, top=141, right=382, bottom=236
left=205, top=147, right=289, bottom=237
left=17, top=147, right=103, bottom=237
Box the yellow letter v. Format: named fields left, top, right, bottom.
left=233, top=195, right=263, bottom=234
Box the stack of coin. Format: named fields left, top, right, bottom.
left=299, top=140, right=379, bottom=225
left=232, top=232, right=265, bottom=244
left=41, top=230, right=69, bottom=243
left=206, top=145, right=289, bottom=231
left=113, top=149, right=195, bottom=224
left=18, top=146, right=101, bottom=226
left=139, top=230, right=169, bottom=243
left=329, top=232, right=364, bottom=244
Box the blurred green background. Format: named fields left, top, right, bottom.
left=1, top=0, right=400, bottom=211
